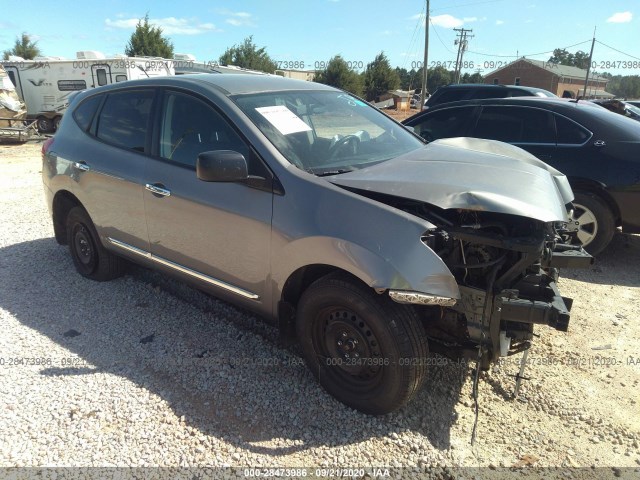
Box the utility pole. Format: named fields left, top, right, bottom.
left=420, top=0, right=430, bottom=108
left=582, top=27, right=596, bottom=99
left=453, top=28, right=474, bottom=83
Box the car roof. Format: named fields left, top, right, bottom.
left=184, top=73, right=338, bottom=95
left=418, top=96, right=600, bottom=113
left=87, top=73, right=338, bottom=96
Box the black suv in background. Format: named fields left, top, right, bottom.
left=403, top=97, right=640, bottom=255
left=424, top=84, right=556, bottom=110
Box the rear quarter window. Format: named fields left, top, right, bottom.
left=555, top=115, right=591, bottom=144
left=72, top=95, right=103, bottom=132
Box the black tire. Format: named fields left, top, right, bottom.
left=37, top=116, right=53, bottom=133
left=296, top=273, right=429, bottom=415
left=66, top=207, right=125, bottom=281
left=569, top=192, right=615, bottom=256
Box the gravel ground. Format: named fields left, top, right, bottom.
left=1, top=142, right=639, bottom=478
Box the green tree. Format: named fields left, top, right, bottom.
left=2, top=33, right=41, bottom=60
left=363, top=52, right=400, bottom=101
left=427, top=66, right=453, bottom=93
left=548, top=48, right=590, bottom=69
left=124, top=14, right=174, bottom=58
left=573, top=51, right=590, bottom=70
left=605, top=75, right=640, bottom=98
left=314, top=55, right=363, bottom=95
left=460, top=72, right=484, bottom=84
left=219, top=36, right=277, bottom=73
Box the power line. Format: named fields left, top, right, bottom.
left=466, top=40, right=591, bottom=58
left=595, top=40, right=640, bottom=61
left=402, top=4, right=426, bottom=70
left=429, top=18, right=456, bottom=54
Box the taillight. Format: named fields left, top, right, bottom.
left=42, top=137, right=54, bottom=158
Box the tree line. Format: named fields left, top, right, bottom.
left=4, top=26, right=640, bottom=100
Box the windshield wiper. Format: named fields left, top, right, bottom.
left=313, top=168, right=354, bottom=177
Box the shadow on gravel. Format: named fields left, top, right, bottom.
left=562, top=233, right=640, bottom=287
left=3, top=238, right=478, bottom=456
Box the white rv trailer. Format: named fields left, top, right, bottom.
left=1, top=51, right=174, bottom=132
left=171, top=53, right=269, bottom=76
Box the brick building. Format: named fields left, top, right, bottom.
left=483, top=58, right=612, bottom=99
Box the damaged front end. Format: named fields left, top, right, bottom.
left=329, top=138, right=594, bottom=368
left=389, top=200, right=593, bottom=368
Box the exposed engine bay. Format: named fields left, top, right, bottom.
left=359, top=190, right=594, bottom=368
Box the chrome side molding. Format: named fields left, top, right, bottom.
left=107, top=237, right=259, bottom=300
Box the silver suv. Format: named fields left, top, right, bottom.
left=42, top=75, right=592, bottom=414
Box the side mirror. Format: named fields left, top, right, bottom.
left=196, top=150, right=248, bottom=182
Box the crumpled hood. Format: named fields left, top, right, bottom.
left=329, top=137, right=574, bottom=223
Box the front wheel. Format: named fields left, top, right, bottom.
left=568, top=192, right=615, bottom=256
left=66, top=207, right=126, bottom=281
left=296, top=274, right=429, bottom=414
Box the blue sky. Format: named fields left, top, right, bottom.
left=1, top=0, right=638, bottom=76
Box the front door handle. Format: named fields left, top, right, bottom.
left=145, top=183, right=171, bottom=197
left=73, top=161, right=90, bottom=172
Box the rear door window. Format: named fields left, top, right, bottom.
left=429, top=89, right=469, bottom=105
left=95, top=90, right=154, bottom=152
left=409, top=106, right=476, bottom=141
left=474, top=106, right=556, bottom=144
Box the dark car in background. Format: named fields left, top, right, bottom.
left=592, top=99, right=640, bottom=122
left=403, top=97, right=640, bottom=254
left=423, top=84, right=556, bottom=110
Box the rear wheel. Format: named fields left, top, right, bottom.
left=568, top=192, right=615, bottom=255
left=66, top=207, right=125, bottom=281
left=37, top=116, right=53, bottom=133
left=296, top=273, right=428, bottom=414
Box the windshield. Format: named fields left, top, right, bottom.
left=625, top=102, right=640, bottom=118
left=232, top=90, right=424, bottom=174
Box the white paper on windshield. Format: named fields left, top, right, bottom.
left=256, top=105, right=312, bottom=135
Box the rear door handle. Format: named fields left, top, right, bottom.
left=73, top=161, right=90, bottom=172
left=145, top=183, right=171, bottom=197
